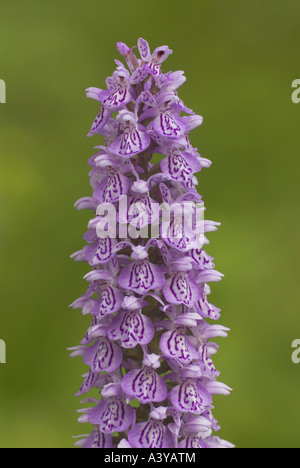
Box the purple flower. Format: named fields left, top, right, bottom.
left=88, top=396, right=135, bottom=433
left=106, top=307, right=155, bottom=349
left=110, top=110, right=151, bottom=158
left=122, top=366, right=168, bottom=404
left=70, top=38, right=233, bottom=449
left=128, top=419, right=174, bottom=448
left=159, top=326, right=199, bottom=364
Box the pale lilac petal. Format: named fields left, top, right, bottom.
left=86, top=87, right=103, bottom=101
left=160, top=328, right=199, bottom=364
left=126, top=194, right=159, bottom=229
left=128, top=420, right=173, bottom=448
left=118, top=439, right=134, bottom=448
left=170, top=379, right=212, bottom=414
left=88, top=106, right=110, bottom=137
left=179, top=437, right=207, bottom=449
left=162, top=273, right=200, bottom=307
left=130, top=67, right=149, bottom=85
left=96, top=168, right=131, bottom=203
left=92, top=286, right=124, bottom=319
left=160, top=150, right=202, bottom=184
left=152, top=46, right=173, bottom=64
left=100, top=84, right=132, bottom=110
left=88, top=397, right=135, bottom=433
left=194, top=288, right=221, bottom=321
left=152, top=111, right=188, bottom=138
left=119, top=260, right=166, bottom=295
left=196, top=269, right=224, bottom=284
left=110, top=127, right=151, bottom=158
left=92, top=237, right=117, bottom=265
left=122, top=367, right=168, bottom=404
left=181, top=114, right=203, bottom=131
left=204, top=436, right=235, bottom=449
left=183, top=415, right=212, bottom=434
left=76, top=369, right=99, bottom=397
left=199, top=344, right=220, bottom=378
left=82, top=427, right=113, bottom=448
left=190, top=248, right=215, bottom=270
left=204, top=380, right=232, bottom=396
left=138, top=38, right=151, bottom=62
left=116, top=42, right=130, bottom=57
left=74, top=197, right=98, bottom=211
left=83, top=338, right=123, bottom=373
left=107, top=309, right=154, bottom=349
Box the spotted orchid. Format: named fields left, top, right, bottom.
left=70, top=38, right=233, bottom=449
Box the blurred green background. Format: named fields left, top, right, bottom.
left=0, top=0, right=300, bottom=448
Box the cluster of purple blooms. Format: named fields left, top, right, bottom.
left=69, top=38, right=233, bottom=449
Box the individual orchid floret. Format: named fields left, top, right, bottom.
left=138, top=37, right=173, bottom=76
left=70, top=37, right=233, bottom=449
left=110, top=110, right=151, bottom=158
left=121, top=365, right=168, bottom=404
left=118, top=246, right=166, bottom=295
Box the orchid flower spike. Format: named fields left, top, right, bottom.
left=70, top=37, right=233, bottom=449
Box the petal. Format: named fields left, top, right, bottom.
left=83, top=338, right=123, bottom=373
left=127, top=194, right=159, bottom=229
left=97, top=168, right=131, bottom=203
left=119, top=261, right=166, bottom=295
left=162, top=273, right=200, bottom=307
left=196, top=269, right=224, bottom=284
left=107, top=310, right=154, bottom=349
left=101, top=86, right=132, bottom=110
left=170, top=379, right=212, bottom=414
left=204, top=436, right=235, bottom=449
left=88, top=397, right=135, bottom=433
left=178, top=437, right=207, bottom=449
left=160, top=150, right=202, bottom=184
left=110, top=128, right=151, bottom=158
left=138, top=38, right=151, bottom=62
left=199, top=344, right=219, bottom=378
left=130, top=67, right=149, bottom=85
left=194, top=289, right=221, bottom=321
left=159, top=328, right=198, bottom=364
left=159, top=183, right=173, bottom=205
left=118, top=438, right=134, bottom=448
left=122, top=367, right=168, bottom=404
left=181, top=114, right=203, bottom=131
left=92, top=286, right=124, bottom=319
left=74, top=197, right=98, bottom=211
left=152, top=46, right=173, bottom=64
left=88, top=106, right=110, bottom=137
left=86, top=87, right=103, bottom=101
left=152, top=110, right=187, bottom=138
left=204, top=380, right=232, bottom=396
left=92, top=238, right=116, bottom=265
left=82, top=427, right=113, bottom=448
left=183, top=415, right=212, bottom=434
left=190, top=248, right=215, bottom=270
left=128, top=420, right=170, bottom=449
left=162, top=218, right=200, bottom=252
left=76, top=369, right=99, bottom=397
left=116, top=42, right=130, bottom=57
